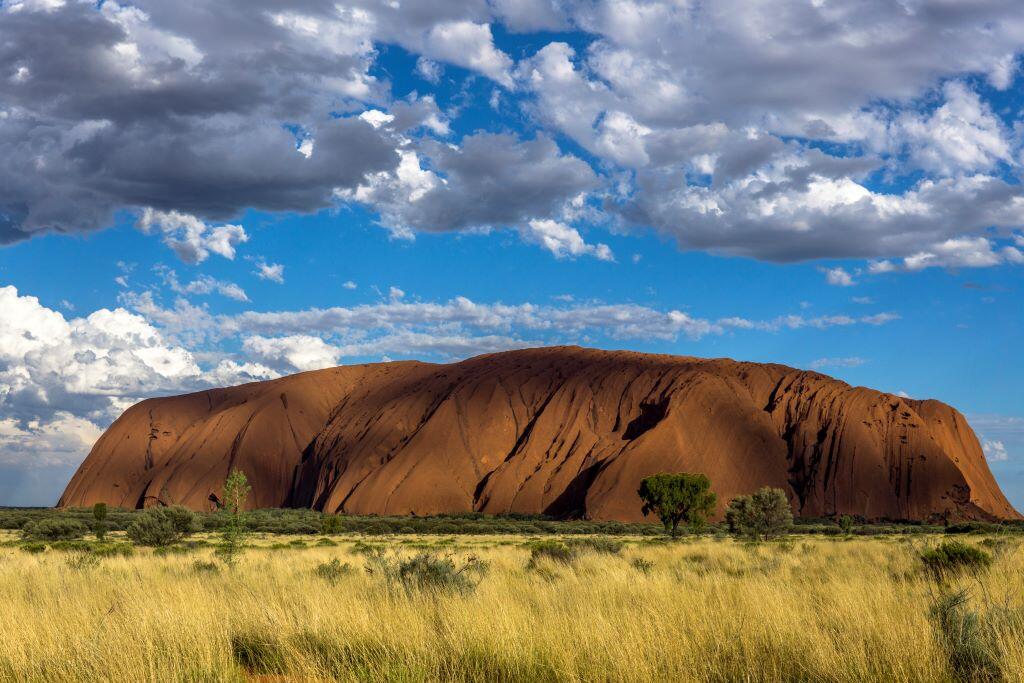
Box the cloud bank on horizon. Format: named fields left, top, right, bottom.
left=2, top=0, right=1024, bottom=505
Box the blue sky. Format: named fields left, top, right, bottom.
left=1, top=0, right=1023, bottom=508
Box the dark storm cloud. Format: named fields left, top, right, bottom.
left=0, top=0, right=523, bottom=244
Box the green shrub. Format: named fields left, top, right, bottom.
left=91, top=543, right=134, bottom=558
left=154, top=544, right=193, bottom=556
left=315, top=537, right=338, bottom=547
left=945, top=522, right=1001, bottom=535
left=231, top=631, right=286, bottom=675
left=20, top=541, right=47, bottom=554
left=567, top=537, right=623, bottom=555
left=527, top=540, right=577, bottom=569
left=366, top=551, right=488, bottom=595
left=66, top=552, right=101, bottom=570
left=313, top=558, right=352, bottom=583
left=21, top=517, right=88, bottom=542
left=921, top=541, right=992, bottom=580
left=192, top=560, right=220, bottom=574
left=930, top=589, right=1001, bottom=682
left=127, top=506, right=201, bottom=547
left=349, top=540, right=380, bottom=555
left=725, top=488, right=794, bottom=541
left=320, top=514, right=342, bottom=535
left=631, top=557, right=654, bottom=574
left=49, top=540, right=95, bottom=553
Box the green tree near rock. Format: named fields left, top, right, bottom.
left=637, top=473, right=717, bottom=537
left=92, top=502, right=108, bottom=541
left=725, top=487, right=793, bottom=541
left=216, top=469, right=251, bottom=566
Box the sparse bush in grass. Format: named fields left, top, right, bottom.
left=20, top=541, right=47, bottom=554
left=526, top=540, right=577, bottom=569
left=315, top=537, right=338, bottom=547
left=314, top=558, right=352, bottom=583
left=365, top=551, right=488, bottom=595
left=66, top=552, right=101, bottom=570
left=192, top=560, right=220, bottom=574
left=725, top=488, right=794, bottom=541
left=127, top=506, right=200, bottom=547
left=631, top=557, right=654, bottom=574
left=231, top=631, right=286, bottom=675
left=154, top=544, right=193, bottom=556
left=350, top=540, right=380, bottom=555
left=49, top=539, right=94, bottom=552
left=946, top=522, right=1001, bottom=535
left=91, top=543, right=134, bottom=558
left=567, top=537, right=623, bottom=555
left=920, top=541, right=992, bottom=580
left=930, top=589, right=1001, bottom=682
left=21, top=517, right=88, bottom=542
left=839, top=515, right=854, bottom=535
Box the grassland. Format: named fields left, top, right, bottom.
left=1, top=529, right=1022, bottom=682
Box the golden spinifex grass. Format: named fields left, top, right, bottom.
left=0, top=533, right=1022, bottom=682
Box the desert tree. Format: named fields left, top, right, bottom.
left=92, top=502, right=108, bottom=541
left=216, top=469, right=251, bottom=566
left=637, top=472, right=717, bottom=537
left=725, top=487, right=793, bottom=541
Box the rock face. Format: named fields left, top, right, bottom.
left=59, top=346, right=1019, bottom=521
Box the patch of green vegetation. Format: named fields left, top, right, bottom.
left=313, top=558, right=353, bottom=583
left=21, top=517, right=88, bottom=542
left=365, top=551, right=488, bottom=595
left=921, top=541, right=992, bottom=580
left=566, top=537, right=624, bottom=555
left=231, top=631, right=286, bottom=675
left=526, top=540, right=577, bottom=569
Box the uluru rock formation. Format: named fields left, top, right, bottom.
left=59, top=346, right=1019, bottom=522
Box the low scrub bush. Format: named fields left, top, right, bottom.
left=366, top=551, right=488, bottom=595
left=945, top=522, right=1002, bottom=535
left=313, top=558, right=352, bottom=583
left=66, top=552, right=101, bottom=571
left=930, top=589, right=1001, bottom=682
left=192, top=560, right=220, bottom=574
left=526, top=540, right=577, bottom=569
left=21, top=518, right=88, bottom=542
left=631, top=557, right=654, bottom=574
left=20, top=541, right=47, bottom=554
left=91, top=543, right=134, bottom=558
left=154, top=544, right=194, bottom=556
left=725, top=488, right=793, bottom=541
left=921, top=541, right=992, bottom=580
left=231, top=631, right=286, bottom=675
left=48, top=540, right=95, bottom=552
left=127, top=506, right=201, bottom=547
left=567, top=537, right=623, bottom=555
